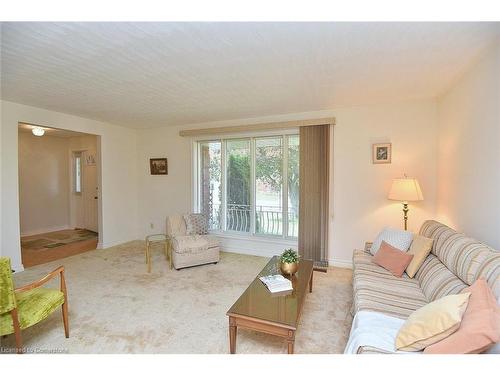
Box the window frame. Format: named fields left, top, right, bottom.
left=74, top=151, right=83, bottom=195
left=193, top=129, right=299, bottom=242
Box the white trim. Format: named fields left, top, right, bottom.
left=328, top=258, right=353, bottom=269
left=282, top=135, right=289, bottom=238
left=188, top=127, right=299, bottom=141
left=222, top=247, right=272, bottom=258
left=20, top=224, right=71, bottom=237
left=12, top=264, right=25, bottom=273
left=250, top=137, right=256, bottom=235
left=97, top=237, right=137, bottom=249
left=214, top=232, right=297, bottom=246
left=217, top=233, right=298, bottom=259
left=220, top=140, right=227, bottom=230
left=190, top=140, right=197, bottom=212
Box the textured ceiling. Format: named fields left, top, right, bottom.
left=2, top=22, right=499, bottom=128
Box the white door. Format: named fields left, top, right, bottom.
left=83, top=151, right=98, bottom=232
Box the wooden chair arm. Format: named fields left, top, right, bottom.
left=14, top=266, right=65, bottom=293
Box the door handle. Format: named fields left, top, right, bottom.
left=94, top=196, right=98, bottom=200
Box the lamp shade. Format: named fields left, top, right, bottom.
left=388, top=178, right=423, bottom=202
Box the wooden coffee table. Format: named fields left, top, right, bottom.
left=226, top=256, right=314, bottom=354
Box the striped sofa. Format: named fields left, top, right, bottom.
left=352, top=220, right=500, bottom=354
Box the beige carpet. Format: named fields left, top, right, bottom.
left=1, top=241, right=353, bottom=354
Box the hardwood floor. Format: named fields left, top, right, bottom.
left=21, top=229, right=98, bottom=268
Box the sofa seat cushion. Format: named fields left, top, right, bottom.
left=415, top=254, right=468, bottom=301
left=353, top=250, right=428, bottom=319
left=0, top=288, right=64, bottom=335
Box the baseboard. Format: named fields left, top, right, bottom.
left=328, top=258, right=353, bottom=269
left=221, top=247, right=271, bottom=258
left=223, top=248, right=354, bottom=270
left=98, top=237, right=140, bottom=249
left=12, top=263, right=25, bottom=273
left=21, top=225, right=71, bottom=237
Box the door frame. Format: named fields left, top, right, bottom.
left=69, top=147, right=100, bottom=236
left=65, top=134, right=102, bottom=248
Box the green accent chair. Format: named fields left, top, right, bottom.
left=0, top=257, right=69, bottom=353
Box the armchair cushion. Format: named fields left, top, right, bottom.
left=0, top=257, right=16, bottom=314
left=172, top=235, right=207, bottom=254
left=0, top=288, right=64, bottom=335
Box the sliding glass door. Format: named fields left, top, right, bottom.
left=197, top=134, right=299, bottom=240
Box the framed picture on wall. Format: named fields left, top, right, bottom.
left=372, top=143, right=392, bottom=164
left=150, top=158, right=168, bottom=175
left=86, top=154, right=96, bottom=166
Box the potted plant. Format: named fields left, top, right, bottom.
left=280, top=248, right=299, bottom=275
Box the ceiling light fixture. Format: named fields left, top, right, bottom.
left=32, top=127, right=45, bottom=136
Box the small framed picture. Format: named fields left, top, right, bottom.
left=86, top=154, right=96, bottom=166
left=150, top=158, right=168, bottom=175
left=372, top=143, right=392, bottom=164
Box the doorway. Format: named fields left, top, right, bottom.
left=18, top=123, right=101, bottom=267
left=71, top=150, right=99, bottom=232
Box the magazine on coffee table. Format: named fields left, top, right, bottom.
left=259, top=274, right=293, bottom=293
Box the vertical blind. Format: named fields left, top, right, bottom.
left=298, top=124, right=330, bottom=269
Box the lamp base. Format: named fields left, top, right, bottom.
left=402, top=202, right=409, bottom=231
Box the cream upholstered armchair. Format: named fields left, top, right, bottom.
left=166, top=214, right=220, bottom=270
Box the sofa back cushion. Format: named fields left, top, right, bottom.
left=166, top=215, right=187, bottom=236
left=419, top=220, right=500, bottom=301
left=415, top=254, right=467, bottom=301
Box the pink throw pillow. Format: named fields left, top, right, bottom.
left=424, top=279, right=500, bottom=354
left=372, top=241, right=414, bottom=278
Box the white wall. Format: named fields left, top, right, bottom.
left=436, top=40, right=500, bottom=249
left=137, top=99, right=439, bottom=266
left=5, top=43, right=499, bottom=270
left=1, top=101, right=139, bottom=271
left=331, top=101, right=438, bottom=266
left=18, top=132, right=71, bottom=235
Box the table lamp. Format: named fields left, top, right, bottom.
left=388, top=176, right=423, bottom=230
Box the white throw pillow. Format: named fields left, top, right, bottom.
left=370, top=227, right=413, bottom=255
